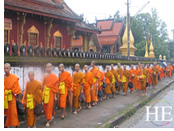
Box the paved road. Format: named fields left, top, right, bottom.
left=19, top=76, right=174, bottom=128
left=119, top=83, right=174, bottom=128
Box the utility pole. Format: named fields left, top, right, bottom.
left=127, top=0, right=130, bottom=57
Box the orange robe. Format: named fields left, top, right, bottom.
left=117, top=68, right=123, bottom=91
left=122, top=70, right=130, bottom=93
left=22, top=80, right=42, bottom=127
left=73, top=72, right=85, bottom=109
left=152, top=66, right=159, bottom=86
left=59, top=71, right=72, bottom=108
left=147, top=67, right=152, bottom=85
left=42, top=73, right=59, bottom=120
left=98, top=70, right=104, bottom=91
left=104, top=71, right=112, bottom=94
left=129, top=69, right=136, bottom=91
left=90, top=67, right=100, bottom=102
left=134, top=68, right=141, bottom=90
left=140, top=68, right=149, bottom=90
left=169, top=65, right=173, bottom=77
left=4, top=74, right=21, bottom=127
left=158, top=67, right=163, bottom=79
left=110, top=69, right=118, bottom=93
left=163, top=67, right=166, bottom=78
left=84, top=72, right=94, bottom=103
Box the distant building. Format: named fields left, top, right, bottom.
left=4, top=0, right=101, bottom=55
left=96, top=19, right=125, bottom=54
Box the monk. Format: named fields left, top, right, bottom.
left=72, top=64, right=85, bottom=114
left=140, top=64, right=149, bottom=96
left=90, top=61, right=100, bottom=106
left=110, top=64, right=118, bottom=98
left=98, top=69, right=104, bottom=101
left=42, top=63, right=59, bottom=127
left=83, top=65, right=94, bottom=109
left=117, top=63, right=123, bottom=94
left=103, top=66, right=112, bottom=99
left=58, top=64, right=72, bottom=119
left=4, top=63, right=21, bottom=128
left=151, top=62, right=159, bottom=89
left=122, top=65, right=130, bottom=96
left=22, top=71, right=42, bottom=128
left=129, top=65, right=136, bottom=93
left=163, top=66, right=167, bottom=78
left=169, top=64, right=173, bottom=77
left=159, top=66, right=163, bottom=79
left=147, top=64, right=152, bottom=87
left=134, top=65, right=141, bottom=90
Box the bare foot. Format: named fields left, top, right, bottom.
left=88, top=105, right=91, bottom=109
left=33, top=124, right=36, bottom=128
left=77, top=106, right=82, bottom=112
left=73, top=111, right=77, bottom=115
left=46, top=122, right=50, bottom=127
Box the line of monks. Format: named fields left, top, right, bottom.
left=4, top=62, right=173, bottom=128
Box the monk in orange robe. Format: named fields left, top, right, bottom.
left=169, top=64, right=173, bottom=77
left=134, top=65, right=141, bottom=90
left=147, top=64, right=152, bottom=87
left=98, top=69, right=104, bottom=101
left=4, top=63, right=21, bottom=128
left=42, top=63, right=59, bottom=127
left=159, top=66, right=163, bottom=79
left=83, top=65, right=94, bottom=109
left=151, top=62, right=159, bottom=89
left=110, top=64, right=118, bottom=98
left=163, top=67, right=167, bottom=78
left=166, top=64, right=170, bottom=77
left=22, top=71, right=42, bottom=128
left=139, top=64, right=149, bottom=96
left=90, top=61, right=100, bottom=106
left=129, top=65, right=136, bottom=93
left=122, top=65, right=130, bottom=96
left=72, top=64, right=85, bottom=115
left=58, top=64, right=72, bottom=119
left=104, top=66, right=112, bottom=99
left=117, top=63, right=123, bottom=94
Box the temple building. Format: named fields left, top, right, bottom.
left=96, top=19, right=125, bottom=54
left=4, top=0, right=101, bottom=55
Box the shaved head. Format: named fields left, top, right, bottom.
left=28, top=71, right=34, bottom=76
left=46, top=63, right=52, bottom=74
left=111, top=64, right=114, bottom=69
left=75, top=63, right=80, bottom=72
left=59, top=63, right=64, bottom=68
left=91, top=61, right=96, bottom=67
left=4, top=63, right=11, bottom=76
left=28, top=71, right=34, bottom=81
left=84, top=65, right=89, bottom=72
left=117, top=63, right=121, bottom=68
left=46, top=63, right=52, bottom=67
left=106, top=65, right=110, bottom=71
left=59, top=63, right=65, bottom=72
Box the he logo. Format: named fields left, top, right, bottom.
left=145, top=99, right=173, bottom=126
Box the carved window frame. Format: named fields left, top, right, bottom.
left=27, top=25, right=39, bottom=47
left=53, top=30, right=63, bottom=49
left=4, top=18, right=12, bottom=44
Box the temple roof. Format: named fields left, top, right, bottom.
left=96, top=19, right=123, bottom=46
left=4, top=0, right=83, bottom=22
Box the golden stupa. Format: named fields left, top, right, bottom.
left=120, top=19, right=137, bottom=56
left=148, top=37, right=155, bottom=58
left=163, top=55, right=166, bottom=60
left=144, top=42, right=149, bottom=58
left=159, top=55, right=162, bottom=60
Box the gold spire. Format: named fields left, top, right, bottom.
left=144, top=42, right=148, bottom=58
left=148, top=37, right=155, bottom=58
left=119, top=18, right=137, bottom=56
left=159, top=55, right=162, bottom=60
left=163, top=55, right=166, bottom=60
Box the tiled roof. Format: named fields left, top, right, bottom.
left=72, top=36, right=83, bottom=47
left=4, top=0, right=82, bottom=22
left=96, top=19, right=123, bottom=45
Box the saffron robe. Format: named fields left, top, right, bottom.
left=42, top=73, right=59, bottom=120
left=98, top=70, right=104, bottom=91
left=117, top=68, right=123, bottom=91
left=4, top=74, right=21, bottom=127
left=140, top=68, right=149, bottom=90
left=73, top=72, right=85, bottom=109
left=90, top=67, right=100, bottom=102
left=22, top=80, right=42, bottom=127
left=134, top=68, right=141, bottom=90
left=84, top=72, right=94, bottom=103
left=110, top=69, right=118, bottom=93
left=152, top=66, right=159, bottom=86
left=122, top=70, right=130, bottom=93
left=104, top=71, right=112, bottom=94
left=59, top=71, right=72, bottom=108
left=147, top=67, right=152, bottom=85
left=129, top=69, right=136, bottom=91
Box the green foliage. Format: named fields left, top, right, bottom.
left=130, top=8, right=169, bottom=59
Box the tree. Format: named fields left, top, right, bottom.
left=130, top=8, right=169, bottom=59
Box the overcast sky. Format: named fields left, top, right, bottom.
left=65, top=0, right=174, bottom=40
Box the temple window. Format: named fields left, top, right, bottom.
left=4, top=18, right=12, bottom=43
left=27, top=25, right=39, bottom=47
left=54, top=30, right=62, bottom=49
